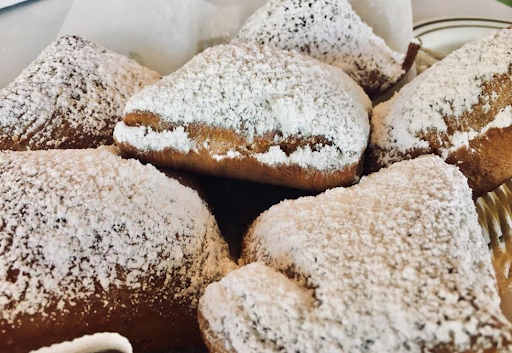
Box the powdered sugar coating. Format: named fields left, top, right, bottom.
left=253, top=144, right=347, bottom=170
left=114, top=122, right=196, bottom=154
left=449, top=105, right=512, bottom=154
left=0, top=35, right=160, bottom=150
left=119, top=44, right=371, bottom=172
left=200, top=156, right=512, bottom=352
left=31, top=333, right=132, bottom=353
left=370, top=28, right=512, bottom=166
left=0, top=147, right=235, bottom=326
left=232, top=0, right=405, bottom=97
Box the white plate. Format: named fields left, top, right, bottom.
left=414, top=17, right=512, bottom=55
left=412, top=17, right=512, bottom=74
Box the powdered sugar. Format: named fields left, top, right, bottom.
left=491, top=105, right=512, bottom=130
left=0, top=35, right=160, bottom=150
left=212, top=150, right=242, bottom=161
left=119, top=44, right=371, bottom=172
left=254, top=144, right=349, bottom=170
left=114, top=121, right=196, bottom=153
left=0, top=147, right=235, bottom=326
left=370, top=28, right=512, bottom=165
left=232, top=0, right=406, bottom=97
left=30, top=333, right=132, bottom=353
left=200, top=156, right=512, bottom=352
left=450, top=105, right=512, bottom=154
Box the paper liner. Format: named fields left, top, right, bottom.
left=57, top=0, right=267, bottom=76
left=58, top=0, right=414, bottom=82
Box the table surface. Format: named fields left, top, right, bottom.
left=1, top=0, right=512, bottom=89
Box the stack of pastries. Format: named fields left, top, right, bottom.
left=2, top=0, right=512, bottom=352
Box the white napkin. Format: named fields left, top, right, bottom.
left=349, top=0, right=413, bottom=54
left=58, top=0, right=413, bottom=80
left=58, top=0, right=267, bottom=75
left=350, top=0, right=416, bottom=97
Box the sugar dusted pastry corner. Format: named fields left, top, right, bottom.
left=199, top=156, right=512, bottom=352
left=367, top=27, right=512, bottom=198
left=0, top=35, right=160, bottom=151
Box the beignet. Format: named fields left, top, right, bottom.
left=232, top=0, right=419, bottom=98
left=367, top=27, right=512, bottom=197
left=0, top=147, right=236, bottom=353
left=0, top=35, right=160, bottom=151
left=114, top=44, right=371, bottom=191
left=199, top=156, right=512, bottom=352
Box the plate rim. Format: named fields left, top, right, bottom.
left=414, top=16, right=512, bottom=37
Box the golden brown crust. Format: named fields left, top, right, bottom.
left=116, top=112, right=363, bottom=192
left=0, top=119, right=115, bottom=151
left=447, top=125, right=512, bottom=198
left=340, top=39, right=421, bottom=100
left=0, top=279, right=204, bottom=353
